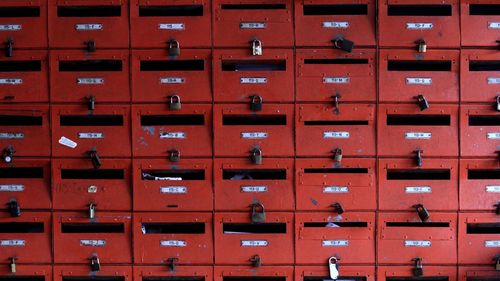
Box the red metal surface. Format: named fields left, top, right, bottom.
left=461, top=105, right=500, bottom=158
left=134, top=266, right=213, bottom=281
left=0, top=265, right=52, bottom=280
left=0, top=1, right=47, bottom=48
left=378, top=266, right=457, bottom=280
left=461, top=0, right=500, bottom=47
left=458, top=266, right=500, bottom=281
left=460, top=159, right=500, bottom=211
left=214, top=266, right=294, bottom=281
left=296, top=266, right=375, bottom=281
left=458, top=213, right=500, bottom=265
left=461, top=49, right=500, bottom=103
left=54, top=265, right=132, bottom=281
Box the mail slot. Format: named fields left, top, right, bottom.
left=0, top=265, right=51, bottom=281
left=135, top=265, right=213, bottom=281
left=461, top=105, right=500, bottom=157
left=460, top=159, right=500, bottom=211
left=296, top=49, right=376, bottom=102
left=296, top=158, right=376, bottom=211
left=459, top=213, right=500, bottom=264
left=461, top=50, right=500, bottom=103
left=296, top=212, right=375, bottom=264
left=50, top=50, right=130, bottom=103
left=0, top=104, right=50, bottom=158
left=296, top=104, right=376, bottom=157
left=52, top=104, right=131, bottom=157
left=378, top=158, right=459, bottom=211
left=0, top=1, right=47, bottom=48
left=459, top=266, right=500, bottom=281
left=54, top=265, right=132, bottom=281
left=379, top=49, right=459, bottom=103
left=0, top=50, right=48, bottom=103
left=378, top=104, right=459, bottom=157
left=0, top=211, right=51, bottom=264
left=214, top=158, right=294, bottom=211
left=213, top=49, right=294, bottom=102
left=48, top=0, right=129, bottom=48
left=378, top=213, right=457, bottom=264
left=296, top=266, right=375, bottom=281
left=214, top=104, right=294, bottom=157
left=0, top=158, right=51, bottom=211
left=378, top=0, right=460, bottom=47
left=52, top=158, right=131, bottom=211
left=461, top=0, right=500, bottom=46
left=130, top=0, right=211, bottom=48
left=132, top=104, right=212, bottom=157
left=134, top=212, right=213, bottom=264
left=378, top=266, right=457, bottom=281
left=215, top=267, right=294, bottom=281
left=131, top=49, right=211, bottom=103
left=53, top=212, right=132, bottom=264
left=214, top=212, right=294, bottom=264
left=213, top=0, right=293, bottom=47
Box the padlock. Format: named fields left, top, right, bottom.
left=90, top=255, right=101, bottom=272
left=7, top=200, right=21, bottom=217
left=168, top=40, right=181, bottom=57
left=328, top=257, right=340, bottom=280
left=9, top=257, right=16, bottom=273
left=251, top=202, right=266, bottom=223
left=2, top=146, right=15, bottom=164
left=412, top=257, right=424, bottom=277
left=85, top=40, right=96, bottom=53
left=416, top=39, right=427, bottom=53
left=332, top=93, right=341, bottom=114
left=168, top=149, right=181, bottom=162
left=414, top=204, right=430, bottom=222
left=332, top=37, right=354, bottom=53
left=333, top=148, right=343, bottom=163
left=415, top=150, right=423, bottom=167
left=87, top=96, right=96, bottom=111
left=249, top=255, right=262, bottom=267
left=5, top=38, right=13, bottom=58
left=169, top=95, right=181, bottom=111
left=250, top=148, right=263, bottom=165
left=88, top=148, right=102, bottom=169
left=331, top=202, right=345, bottom=215
left=496, top=96, right=500, bottom=112
left=166, top=257, right=178, bottom=272
left=252, top=40, right=263, bottom=56
left=495, top=256, right=500, bottom=271
left=250, top=95, right=263, bottom=112
left=416, top=95, right=429, bottom=111
left=89, top=203, right=96, bottom=219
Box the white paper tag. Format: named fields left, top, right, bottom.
left=0, top=185, right=25, bottom=192
left=324, top=131, right=350, bottom=139
left=405, top=132, right=432, bottom=140
left=322, top=21, right=349, bottom=29
left=406, top=78, right=432, bottom=85
left=241, top=132, right=268, bottom=139
left=160, top=77, right=185, bottom=84
left=487, top=77, right=500, bottom=84
left=405, top=186, right=432, bottom=193
left=323, top=186, right=349, bottom=193
left=487, top=132, right=500, bottom=140
left=241, top=240, right=268, bottom=247
left=0, top=78, right=22, bottom=85
left=240, top=22, right=266, bottom=29
left=160, top=132, right=186, bottom=139
left=0, top=133, right=24, bottom=139
left=323, top=77, right=350, bottom=84
left=158, top=23, right=185, bottom=30
left=488, top=22, right=500, bottom=29
left=485, top=240, right=500, bottom=247
left=323, top=240, right=349, bottom=247
left=241, top=186, right=268, bottom=193
left=0, top=240, right=25, bottom=247
left=241, top=77, right=267, bottom=84
left=77, top=78, right=104, bottom=85
left=75, top=24, right=103, bottom=31
left=406, top=23, right=433, bottom=30
left=160, top=186, right=187, bottom=194
left=0, top=24, right=21, bottom=31
left=405, top=240, right=431, bottom=247
left=58, top=136, right=77, bottom=149
left=78, top=132, right=104, bottom=139
left=486, top=186, right=500, bottom=193
left=160, top=240, right=187, bottom=247
left=80, top=240, right=106, bottom=247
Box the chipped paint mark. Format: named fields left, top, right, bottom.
left=310, top=198, right=318, bottom=206
left=142, top=126, right=155, bottom=136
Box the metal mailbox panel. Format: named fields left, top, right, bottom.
left=295, top=0, right=376, bottom=47
left=53, top=212, right=132, bottom=264
left=461, top=0, right=500, bottom=46
left=378, top=104, right=459, bottom=157
left=213, top=0, right=293, bottom=47
left=378, top=0, right=460, bottom=47
left=52, top=158, right=132, bottom=211
left=296, top=212, right=376, bottom=264
left=296, top=266, right=375, bottom=281
left=461, top=50, right=500, bottom=102
left=0, top=104, right=50, bottom=157
left=0, top=211, right=51, bottom=264
left=378, top=212, right=457, bottom=264
left=134, top=212, right=213, bottom=264
left=460, top=159, right=500, bottom=211
left=296, top=104, right=376, bottom=157
left=296, top=158, right=376, bottom=211
left=214, top=158, right=294, bottom=211
left=214, top=212, right=294, bottom=264
left=458, top=266, right=500, bottom=281
left=458, top=213, right=500, bottom=264
left=296, top=48, right=376, bottom=102
left=379, top=49, right=459, bottom=103
left=48, top=0, right=129, bottom=48
left=0, top=1, right=47, bottom=48
left=378, top=266, right=457, bottom=280
left=0, top=265, right=51, bottom=281
left=214, top=104, right=294, bottom=157
left=135, top=266, right=213, bottom=281
left=134, top=158, right=213, bottom=211
left=461, top=105, right=500, bottom=157
left=54, top=265, right=132, bottom=281
left=132, top=49, right=211, bottom=103
left=213, top=49, right=294, bottom=102
left=130, top=0, right=212, bottom=48
left=215, top=266, right=293, bottom=281
left=52, top=104, right=131, bottom=157
left=0, top=158, right=51, bottom=211
left=132, top=104, right=212, bottom=157
left=50, top=50, right=130, bottom=103
left=378, top=158, right=459, bottom=211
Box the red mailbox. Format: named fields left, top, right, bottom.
left=460, top=159, right=500, bottom=211
left=296, top=266, right=375, bottom=281
left=214, top=266, right=293, bottom=281
left=54, top=265, right=132, bottom=281
left=459, top=266, right=500, bottom=281
left=0, top=1, right=47, bottom=48
left=378, top=266, right=457, bottom=281
left=461, top=0, right=500, bottom=46
left=461, top=50, right=500, bottom=103
left=458, top=213, right=500, bottom=265
left=461, top=105, right=500, bottom=158
left=135, top=266, right=213, bottom=281
left=0, top=265, right=51, bottom=281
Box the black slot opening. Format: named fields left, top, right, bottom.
left=144, top=278, right=205, bottom=281
left=387, top=169, right=451, bottom=180
left=0, top=222, right=44, bottom=233
left=388, top=5, right=452, bottom=16
left=59, top=60, right=123, bottom=72
left=387, top=278, right=449, bottom=281
left=468, top=169, right=500, bottom=180
left=223, top=115, right=287, bottom=125
left=140, top=115, right=204, bottom=126
left=61, top=169, right=124, bottom=180
left=0, top=277, right=45, bottom=281
left=223, top=223, right=287, bottom=234
left=467, top=223, right=500, bottom=234
left=304, top=277, right=367, bottom=281
left=57, top=6, right=121, bottom=17
left=60, top=115, right=123, bottom=126
left=139, top=5, right=203, bottom=16
left=304, top=120, right=369, bottom=125
left=140, top=60, right=204, bottom=71
left=304, top=222, right=368, bottom=227
left=386, top=222, right=450, bottom=227
left=469, top=115, right=500, bottom=126
left=387, top=115, right=451, bottom=126
left=222, top=60, right=286, bottom=71
left=0, top=7, right=40, bottom=17
left=142, top=223, right=205, bottom=234
left=304, top=168, right=369, bottom=174
left=223, top=169, right=287, bottom=180
left=0, top=115, right=42, bottom=126
left=0, top=167, right=44, bottom=178
left=469, top=4, right=500, bottom=15
left=61, top=223, right=124, bottom=233
left=0, top=61, right=42, bottom=72
left=303, top=4, right=368, bottom=15
left=304, top=58, right=369, bottom=64
left=63, top=277, right=125, bottom=281
left=388, top=60, right=452, bottom=71
left=469, top=60, right=500, bottom=71
left=467, top=278, right=500, bottom=281
left=221, top=4, right=286, bottom=10
left=142, top=169, right=205, bottom=180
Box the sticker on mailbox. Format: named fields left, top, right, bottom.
left=487, top=133, right=500, bottom=140
left=485, top=240, right=500, bottom=247
left=160, top=132, right=186, bottom=139
left=0, top=25, right=21, bottom=31
left=0, top=133, right=24, bottom=139
left=0, top=185, right=24, bottom=192
left=160, top=77, right=185, bottom=84
left=75, top=24, right=103, bottom=31
left=486, top=186, right=500, bottom=193
left=324, top=132, right=350, bottom=139
left=80, top=240, right=106, bottom=247
left=241, top=240, right=268, bottom=247
left=241, top=78, right=267, bottom=84
left=405, top=240, right=431, bottom=247
left=59, top=136, right=78, bottom=149
left=240, top=22, right=266, bottom=29
left=406, top=23, right=433, bottom=30
left=77, top=78, right=104, bottom=85
left=405, top=186, right=432, bottom=193
left=322, top=240, right=349, bottom=247
left=241, top=186, right=268, bottom=193
left=487, top=78, right=500, bottom=84
left=160, top=186, right=187, bottom=194
left=405, top=132, right=432, bottom=140
left=78, top=132, right=104, bottom=139
left=0, top=240, right=25, bottom=247
left=406, top=78, right=432, bottom=85
left=161, top=240, right=187, bottom=247
left=241, top=132, right=268, bottom=139
left=158, top=23, right=185, bottom=30
left=488, top=22, right=500, bottom=29
left=322, top=22, right=349, bottom=29
left=323, top=186, right=349, bottom=193
left=323, top=77, right=350, bottom=84
left=0, top=79, right=22, bottom=85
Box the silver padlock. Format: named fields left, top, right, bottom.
left=416, top=39, right=427, bottom=53
left=10, top=257, right=16, bottom=273
left=89, top=203, right=96, bottom=219
left=496, top=96, right=500, bottom=112
left=168, top=40, right=181, bottom=57
left=252, top=40, right=263, bottom=56
left=333, top=148, right=343, bottom=163
left=169, top=95, right=181, bottom=111
left=328, top=257, right=339, bottom=280
left=251, top=148, right=263, bottom=165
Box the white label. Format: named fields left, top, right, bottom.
left=160, top=186, right=187, bottom=194
left=406, top=23, right=433, bottom=30
left=323, top=240, right=349, bottom=247
left=160, top=77, right=185, bottom=84
left=0, top=185, right=24, bottom=192
left=77, top=78, right=104, bottom=85
left=241, top=132, right=268, bottom=139
left=323, top=131, right=350, bottom=139
left=405, top=132, right=432, bottom=140
left=323, top=186, right=349, bottom=193
left=406, top=78, right=432, bottom=85
left=323, top=77, right=350, bottom=84
left=158, top=23, right=185, bottom=30
left=160, top=132, right=186, bottom=139
left=487, top=77, right=500, bottom=84
left=486, top=186, right=500, bottom=193
left=322, top=21, right=349, bottom=29
left=405, top=240, right=431, bottom=247
left=240, top=22, right=266, bottom=29
left=240, top=77, right=267, bottom=84
left=78, top=132, right=104, bottom=139
left=0, top=240, right=25, bottom=247
left=241, top=240, right=268, bottom=247
left=405, top=186, right=432, bottom=193
left=485, top=240, right=500, bottom=247
left=58, top=136, right=77, bottom=149
left=75, top=24, right=103, bottom=31
left=241, top=186, right=268, bottom=193
left=160, top=240, right=187, bottom=247
left=488, top=22, right=500, bottom=29
left=0, top=78, right=22, bottom=85
left=0, top=24, right=21, bottom=31
left=0, top=133, right=24, bottom=139
left=80, top=240, right=106, bottom=247
left=487, top=132, right=500, bottom=140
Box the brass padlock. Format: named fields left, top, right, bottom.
left=168, top=40, right=181, bottom=57
left=252, top=40, right=263, bottom=56
left=169, top=95, right=182, bottom=111
left=250, top=95, right=263, bottom=112
left=416, top=39, right=427, bottom=53
left=168, top=149, right=181, bottom=162
left=251, top=202, right=266, bottom=223
left=496, top=96, right=500, bottom=112
left=250, top=148, right=262, bottom=165
left=412, top=257, right=424, bottom=277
